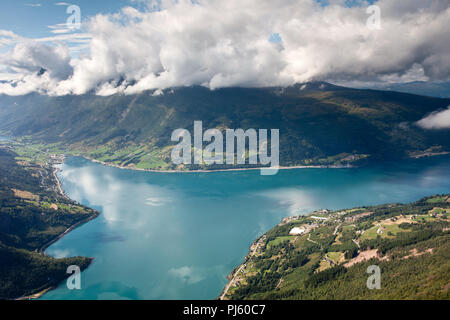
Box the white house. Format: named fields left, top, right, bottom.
left=311, top=216, right=328, bottom=221
left=289, top=227, right=306, bottom=235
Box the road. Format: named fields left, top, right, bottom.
left=219, top=236, right=264, bottom=300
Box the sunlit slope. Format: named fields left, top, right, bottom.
left=224, top=195, right=450, bottom=300
left=0, top=82, right=449, bottom=169
left=0, top=147, right=98, bottom=299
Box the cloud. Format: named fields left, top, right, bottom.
left=168, top=266, right=205, bottom=285
left=255, top=188, right=316, bottom=215
left=416, top=106, right=450, bottom=130
left=0, top=41, right=72, bottom=78
left=0, top=40, right=75, bottom=95
left=0, top=30, right=91, bottom=94
left=34, top=33, right=91, bottom=43
left=48, top=23, right=73, bottom=34
left=145, top=196, right=170, bottom=206
left=48, top=248, right=72, bottom=258
left=0, top=30, right=24, bottom=48
left=1, top=0, right=450, bottom=96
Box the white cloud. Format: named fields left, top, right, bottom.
left=1, top=0, right=450, bottom=96
left=416, top=107, right=450, bottom=130
left=0, top=30, right=24, bottom=48
left=255, top=188, right=316, bottom=215
left=48, top=23, right=73, bottom=34
left=0, top=41, right=72, bottom=78
left=48, top=248, right=72, bottom=258
left=168, top=266, right=205, bottom=285
left=0, top=40, right=74, bottom=95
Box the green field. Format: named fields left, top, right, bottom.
left=267, top=236, right=295, bottom=248
left=1, top=84, right=450, bottom=171
left=327, top=251, right=344, bottom=263
left=225, top=195, right=450, bottom=300
left=0, top=147, right=99, bottom=299
left=427, top=196, right=448, bottom=203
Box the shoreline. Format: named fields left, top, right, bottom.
left=0, top=138, right=356, bottom=172
left=38, top=212, right=100, bottom=255
left=51, top=163, right=70, bottom=200
left=82, top=155, right=352, bottom=173
left=38, top=157, right=101, bottom=256
left=15, top=257, right=96, bottom=300
left=7, top=140, right=450, bottom=300
left=217, top=195, right=450, bottom=300
left=39, top=158, right=101, bottom=255
left=4, top=137, right=450, bottom=175
left=15, top=286, right=56, bottom=301
left=15, top=161, right=101, bottom=300
left=84, top=150, right=450, bottom=174
left=218, top=235, right=266, bottom=300
left=409, top=151, right=450, bottom=159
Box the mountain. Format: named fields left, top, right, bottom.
left=0, top=145, right=99, bottom=299
left=0, top=82, right=449, bottom=170
left=222, top=195, right=450, bottom=300
left=363, top=81, right=450, bottom=99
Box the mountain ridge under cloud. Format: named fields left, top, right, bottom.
left=1, top=0, right=449, bottom=96
left=358, top=81, right=450, bottom=99
left=1, top=83, right=449, bottom=170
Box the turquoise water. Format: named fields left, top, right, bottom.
left=42, top=156, right=450, bottom=300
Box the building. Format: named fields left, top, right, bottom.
left=289, top=227, right=306, bottom=235
left=311, top=216, right=328, bottom=221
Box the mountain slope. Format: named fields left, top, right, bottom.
left=365, top=81, right=450, bottom=98
left=0, top=146, right=99, bottom=299
left=0, top=82, right=449, bottom=170
left=222, top=195, right=450, bottom=300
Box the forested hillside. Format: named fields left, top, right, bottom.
left=223, top=195, right=450, bottom=300
left=1, top=82, right=449, bottom=170
left=0, top=146, right=99, bottom=299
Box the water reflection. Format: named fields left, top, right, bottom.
left=42, top=156, right=450, bottom=300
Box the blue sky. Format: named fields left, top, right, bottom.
left=1, top=0, right=446, bottom=96
left=0, top=0, right=142, bottom=56
left=0, top=0, right=380, bottom=39
left=0, top=0, right=132, bottom=39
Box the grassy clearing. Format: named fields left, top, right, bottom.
left=267, top=236, right=295, bottom=248
left=317, top=259, right=332, bottom=272
left=429, top=208, right=450, bottom=215
left=327, top=251, right=345, bottom=264
left=427, top=196, right=448, bottom=204
left=12, top=189, right=40, bottom=201
left=383, top=224, right=403, bottom=236
left=360, top=225, right=380, bottom=240
left=360, top=221, right=411, bottom=241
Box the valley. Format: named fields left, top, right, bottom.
left=1, top=83, right=449, bottom=171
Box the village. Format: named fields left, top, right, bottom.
left=221, top=195, right=450, bottom=299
